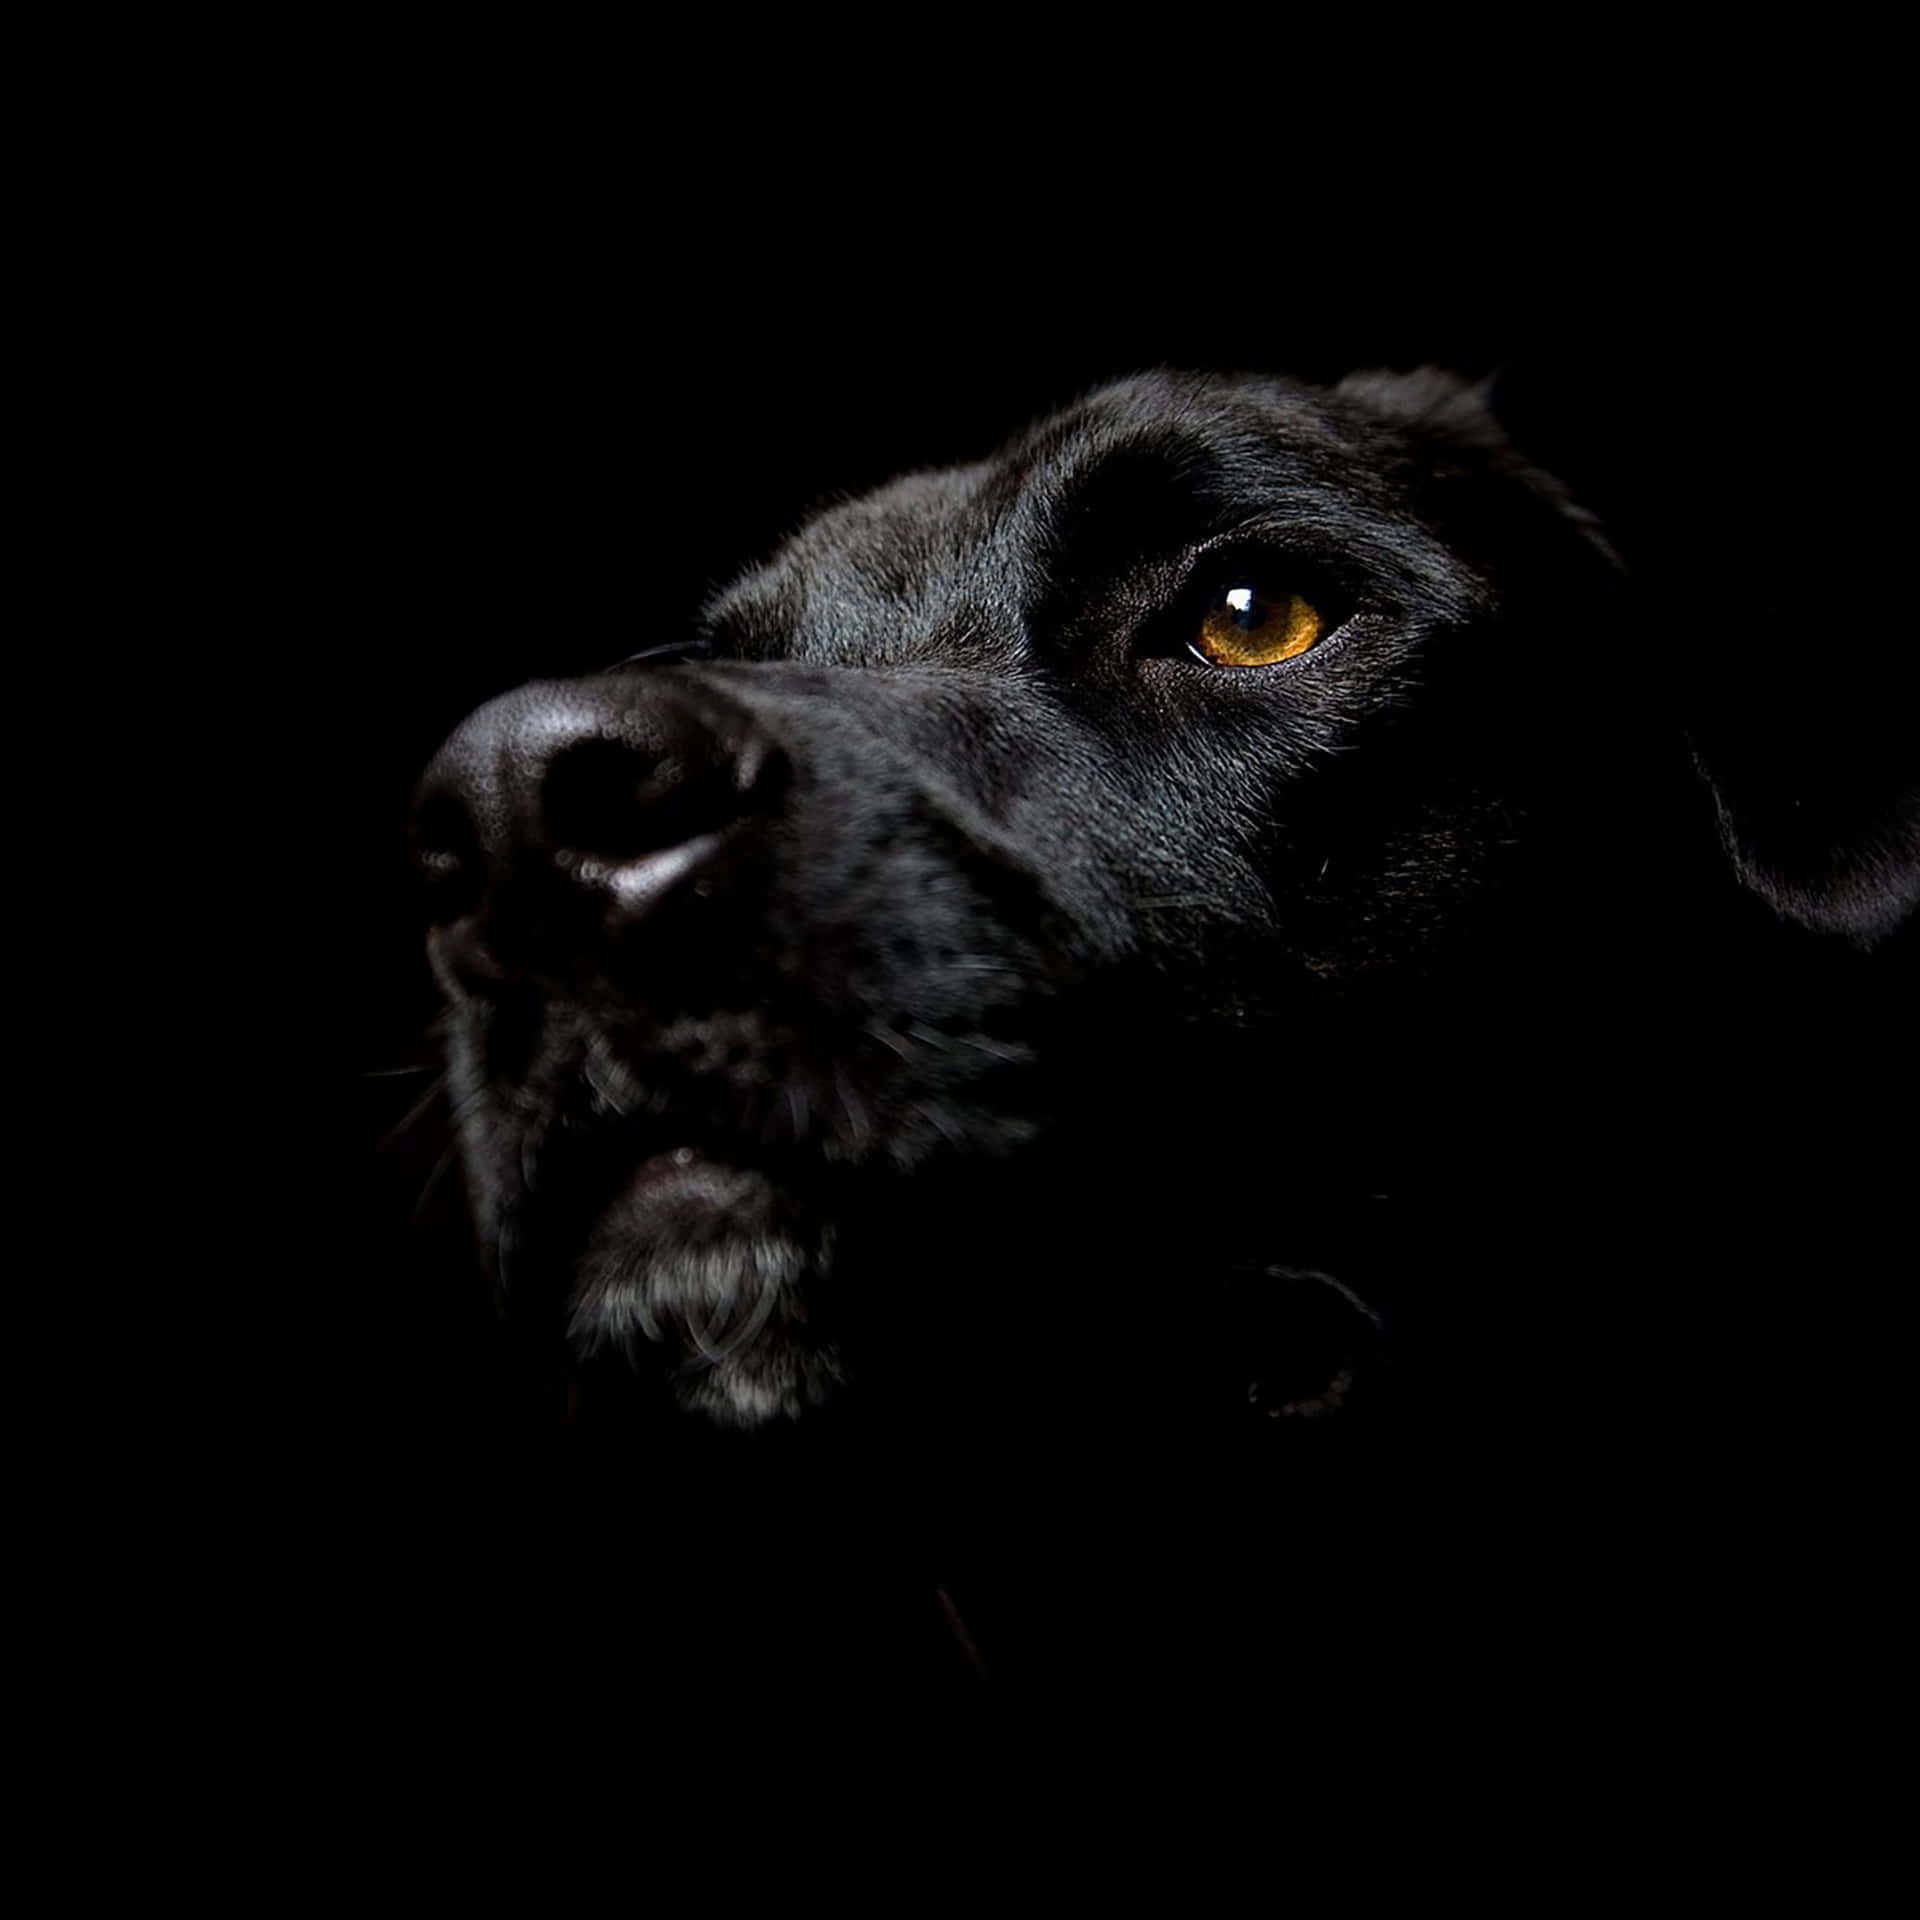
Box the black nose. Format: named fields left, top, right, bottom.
left=412, top=674, right=787, bottom=983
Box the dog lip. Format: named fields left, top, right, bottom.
left=633, top=1141, right=718, bottom=1179
left=600, top=1146, right=799, bottom=1242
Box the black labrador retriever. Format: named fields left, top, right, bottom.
left=409, top=368, right=1915, bottom=1698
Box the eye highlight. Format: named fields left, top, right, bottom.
left=1191, top=585, right=1324, bottom=668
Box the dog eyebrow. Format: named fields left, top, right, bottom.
left=1033, top=431, right=1232, bottom=577
left=1023, top=424, right=1471, bottom=622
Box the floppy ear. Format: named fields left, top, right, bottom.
left=1641, top=405, right=1920, bottom=951
left=1686, top=636, right=1920, bottom=947
left=1344, top=364, right=1919, bottom=947
left=1334, top=365, right=1625, bottom=580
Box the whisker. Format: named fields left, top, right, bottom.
left=412, top=1139, right=462, bottom=1223
left=944, top=1032, right=1031, bottom=1064
left=913, top=1101, right=968, bottom=1151
left=833, top=1068, right=873, bottom=1154
left=379, top=1073, right=450, bottom=1152
left=927, top=956, right=1030, bottom=976
left=935, top=1585, right=992, bottom=1685
left=903, top=1022, right=1033, bottom=1066
left=862, top=1024, right=918, bottom=1063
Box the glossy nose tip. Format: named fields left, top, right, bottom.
left=411, top=675, right=789, bottom=960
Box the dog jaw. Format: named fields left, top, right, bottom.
left=567, top=1150, right=845, bottom=1426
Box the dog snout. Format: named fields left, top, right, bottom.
left=412, top=674, right=789, bottom=986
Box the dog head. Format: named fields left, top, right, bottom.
left=412, top=368, right=1917, bottom=1436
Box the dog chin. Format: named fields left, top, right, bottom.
left=672, top=1337, right=848, bottom=1427
left=566, top=1152, right=843, bottom=1426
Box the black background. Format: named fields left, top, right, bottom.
left=306, top=109, right=1911, bottom=1798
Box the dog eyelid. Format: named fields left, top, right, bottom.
left=1131, top=546, right=1356, bottom=671
left=602, top=640, right=717, bottom=672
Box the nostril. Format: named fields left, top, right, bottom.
left=541, top=733, right=785, bottom=863
left=413, top=792, right=486, bottom=926
left=541, top=737, right=663, bottom=858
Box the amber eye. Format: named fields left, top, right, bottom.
left=1191, top=585, right=1324, bottom=668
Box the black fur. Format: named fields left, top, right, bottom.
left=408, top=368, right=1916, bottom=1700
